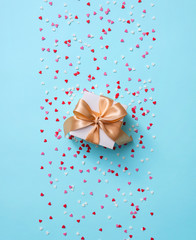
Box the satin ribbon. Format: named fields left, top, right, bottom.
left=63, top=95, right=133, bottom=146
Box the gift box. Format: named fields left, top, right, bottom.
left=64, top=91, right=132, bottom=149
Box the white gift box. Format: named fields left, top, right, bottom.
left=70, top=91, right=128, bottom=149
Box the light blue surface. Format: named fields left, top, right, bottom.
left=0, top=0, right=196, bottom=240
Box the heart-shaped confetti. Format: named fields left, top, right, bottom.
left=38, top=1, right=157, bottom=239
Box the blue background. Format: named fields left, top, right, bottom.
left=0, top=0, right=196, bottom=240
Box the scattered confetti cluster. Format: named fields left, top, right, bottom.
left=39, top=0, right=157, bottom=239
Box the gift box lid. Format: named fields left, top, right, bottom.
left=70, top=91, right=127, bottom=149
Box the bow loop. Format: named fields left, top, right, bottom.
left=73, top=99, right=97, bottom=122
left=100, top=102, right=127, bottom=123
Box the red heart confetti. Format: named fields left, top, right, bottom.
left=38, top=0, right=157, bottom=239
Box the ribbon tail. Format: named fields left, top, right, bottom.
left=115, top=129, right=133, bottom=145
left=85, top=125, right=100, bottom=145
left=100, top=121, right=132, bottom=145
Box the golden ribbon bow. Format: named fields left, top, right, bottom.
left=63, top=95, right=133, bottom=146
